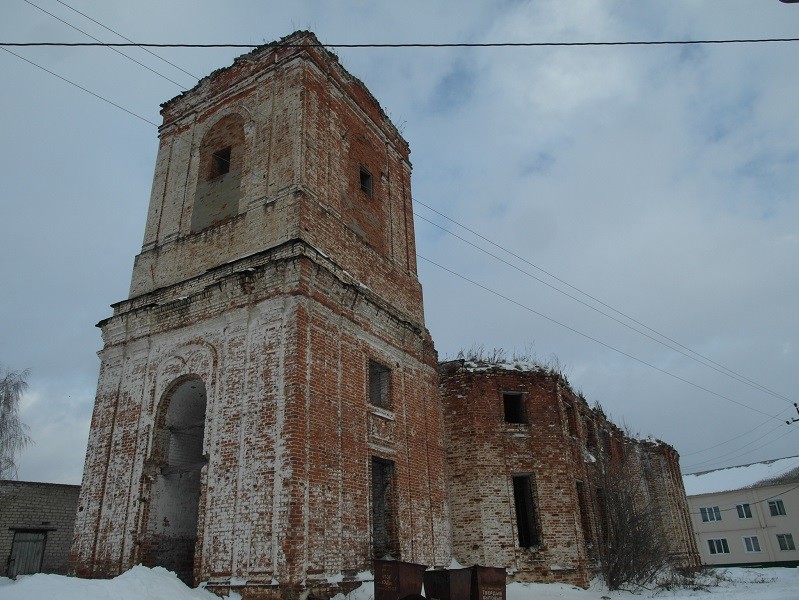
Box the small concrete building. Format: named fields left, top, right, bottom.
left=0, top=480, right=80, bottom=577
left=684, top=456, right=799, bottom=567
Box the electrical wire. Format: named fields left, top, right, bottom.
left=417, top=254, right=788, bottom=424
left=3, top=38, right=799, bottom=48
left=690, top=480, right=799, bottom=516
left=54, top=0, right=199, bottom=81
left=0, top=46, right=158, bottom=126
left=683, top=426, right=799, bottom=473
left=5, top=31, right=793, bottom=461
left=416, top=211, right=793, bottom=406
left=415, top=201, right=793, bottom=406
left=682, top=414, right=781, bottom=456
left=686, top=458, right=799, bottom=517
left=22, top=0, right=188, bottom=89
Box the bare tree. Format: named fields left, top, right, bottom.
left=596, top=441, right=673, bottom=591
left=0, top=365, right=32, bottom=479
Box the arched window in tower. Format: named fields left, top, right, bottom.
left=191, top=114, right=245, bottom=232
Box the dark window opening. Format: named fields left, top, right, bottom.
left=583, top=417, right=597, bottom=450
left=369, top=360, right=390, bottom=408
left=600, top=429, right=612, bottom=454
left=360, top=166, right=373, bottom=197
left=512, top=474, right=540, bottom=548
left=210, top=146, right=232, bottom=179
left=564, top=403, right=579, bottom=437
left=595, top=486, right=609, bottom=543
left=372, top=457, right=398, bottom=559
left=576, top=481, right=593, bottom=546
left=503, top=392, right=526, bottom=424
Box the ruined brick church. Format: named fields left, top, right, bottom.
left=72, top=31, right=698, bottom=598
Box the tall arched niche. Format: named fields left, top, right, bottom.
left=141, top=375, right=207, bottom=585
left=191, top=113, right=246, bottom=232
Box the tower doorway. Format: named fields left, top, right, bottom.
left=143, top=377, right=207, bottom=584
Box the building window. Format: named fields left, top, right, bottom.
left=777, top=533, right=796, bottom=551
left=371, top=457, right=398, bottom=559
left=742, top=536, right=761, bottom=553
left=368, top=360, right=390, bottom=408
left=512, top=474, right=540, bottom=548
left=736, top=503, right=752, bottom=519
left=583, top=417, right=597, bottom=450
left=360, top=166, right=373, bottom=197
left=564, top=402, right=578, bottom=437
left=575, top=481, right=593, bottom=546
left=700, top=506, right=722, bottom=522
left=210, top=146, right=232, bottom=179
left=503, top=392, right=526, bottom=424
left=769, top=499, right=787, bottom=516
left=707, top=538, right=730, bottom=555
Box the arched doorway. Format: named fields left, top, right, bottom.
left=143, top=376, right=207, bottom=584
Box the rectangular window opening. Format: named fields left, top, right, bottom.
left=371, top=457, right=397, bottom=559
left=360, top=166, right=373, bottom=197
left=584, top=417, right=597, bottom=450
left=736, top=503, right=752, bottom=519
left=512, top=474, right=540, bottom=548
left=769, top=499, right=786, bottom=517
left=503, top=392, right=526, bottom=424
left=777, top=533, right=796, bottom=551
left=368, top=360, right=390, bottom=408
left=707, top=538, right=730, bottom=555
left=564, top=403, right=579, bottom=437
left=211, top=146, right=232, bottom=179
left=743, top=536, right=761, bottom=553
left=576, top=481, right=593, bottom=546
left=595, top=486, right=609, bottom=543
left=700, top=506, right=722, bottom=522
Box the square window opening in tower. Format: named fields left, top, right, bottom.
left=503, top=392, right=526, bottom=424
left=369, top=360, right=390, bottom=409
left=360, top=166, right=373, bottom=197
left=211, top=147, right=232, bottom=179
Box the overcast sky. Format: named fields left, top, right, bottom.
left=1, top=1, right=797, bottom=485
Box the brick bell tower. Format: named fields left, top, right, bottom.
left=71, top=31, right=451, bottom=598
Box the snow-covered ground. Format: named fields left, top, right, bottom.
left=1, top=566, right=797, bottom=600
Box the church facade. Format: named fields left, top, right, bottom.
left=71, top=31, right=697, bottom=598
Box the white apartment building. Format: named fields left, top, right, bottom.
left=684, top=456, right=799, bottom=567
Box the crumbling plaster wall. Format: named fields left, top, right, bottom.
left=74, top=247, right=450, bottom=592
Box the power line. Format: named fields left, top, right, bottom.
left=689, top=480, right=799, bottom=516
left=6, top=33, right=791, bottom=446
left=22, top=0, right=187, bottom=89
left=683, top=422, right=797, bottom=472
left=415, top=200, right=793, bottom=406
left=0, top=46, right=158, bottom=126
left=683, top=414, right=780, bottom=456
left=2, top=38, right=799, bottom=48
left=417, top=254, right=788, bottom=424
left=416, top=211, right=793, bottom=407
left=54, top=0, right=199, bottom=81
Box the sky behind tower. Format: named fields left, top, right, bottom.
left=1, top=0, right=797, bottom=484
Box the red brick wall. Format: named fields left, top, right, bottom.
left=439, top=361, right=699, bottom=587
left=73, top=31, right=449, bottom=599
